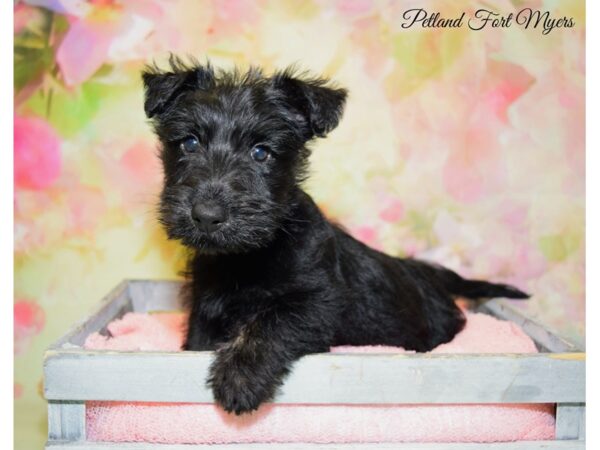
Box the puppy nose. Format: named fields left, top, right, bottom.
left=192, top=202, right=228, bottom=232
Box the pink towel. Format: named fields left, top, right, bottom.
left=85, top=311, right=554, bottom=444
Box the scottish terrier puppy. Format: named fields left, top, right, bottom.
left=142, top=57, right=528, bottom=415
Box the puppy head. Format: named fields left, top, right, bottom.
left=142, top=56, right=347, bottom=254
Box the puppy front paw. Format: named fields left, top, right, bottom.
left=208, top=352, right=275, bottom=415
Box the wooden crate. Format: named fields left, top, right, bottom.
left=43, top=280, right=585, bottom=449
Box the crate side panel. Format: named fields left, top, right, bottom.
left=44, top=351, right=584, bottom=404
left=128, top=280, right=184, bottom=313
left=477, top=300, right=581, bottom=353
left=49, top=282, right=132, bottom=349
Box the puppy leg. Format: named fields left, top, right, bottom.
left=208, top=308, right=331, bottom=415
left=183, top=311, right=221, bottom=351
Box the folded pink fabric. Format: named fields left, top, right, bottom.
left=85, top=311, right=554, bottom=444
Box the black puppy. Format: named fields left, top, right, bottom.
left=142, top=57, right=528, bottom=415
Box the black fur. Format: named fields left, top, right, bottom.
left=143, top=56, right=529, bottom=415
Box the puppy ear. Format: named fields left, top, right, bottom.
left=142, top=56, right=214, bottom=118
left=271, top=69, right=347, bottom=138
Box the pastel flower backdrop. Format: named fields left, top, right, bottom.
left=14, top=0, right=585, bottom=447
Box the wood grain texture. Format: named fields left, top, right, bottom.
left=47, top=402, right=85, bottom=441
left=44, top=350, right=584, bottom=404
left=555, top=403, right=585, bottom=440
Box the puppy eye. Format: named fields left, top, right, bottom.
left=180, top=136, right=201, bottom=153
left=250, top=145, right=271, bottom=163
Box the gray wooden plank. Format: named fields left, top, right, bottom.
left=44, top=350, right=584, bottom=404
left=45, top=439, right=586, bottom=449
left=555, top=403, right=585, bottom=440
left=128, top=279, right=183, bottom=312
left=478, top=300, right=582, bottom=353
left=48, top=281, right=132, bottom=349
left=579, top=406, right=586, bottom=440
left=48, top=401, right=85, bottom=441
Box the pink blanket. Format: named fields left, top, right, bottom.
left=85, top=311, right=554, bottom=444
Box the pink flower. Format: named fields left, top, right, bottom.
left=442, top=111, right=506, bottom=203
left=482, top=62, right=533, bottom=122
left=14, top=3, right=43, bottom=35
left=67, top=186, right=107, bottom=234
left=56, top=3, right=125, bottom=86
left=14, top=115, right=62, bottom=190
left=120, top=140, right=161, bottom=187
left=14, top=383, right=24, bottom=399
left=99, top=140, right=162, bottom=208
left=442, top=145, right=486, bottom=203
left=335, top=0, right=373, bottom=16
left=14, top=300, right=46, bottom=355
left=351, top=225, right=383, bottom=251
left=55, top=1, right=163, bottom=86
left=379, top=199, right=404, bottom=223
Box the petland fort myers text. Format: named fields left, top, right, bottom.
left=401, top=8, right=575, bottom=35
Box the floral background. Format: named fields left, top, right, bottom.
left=14, top=0, right=585, bottom=448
